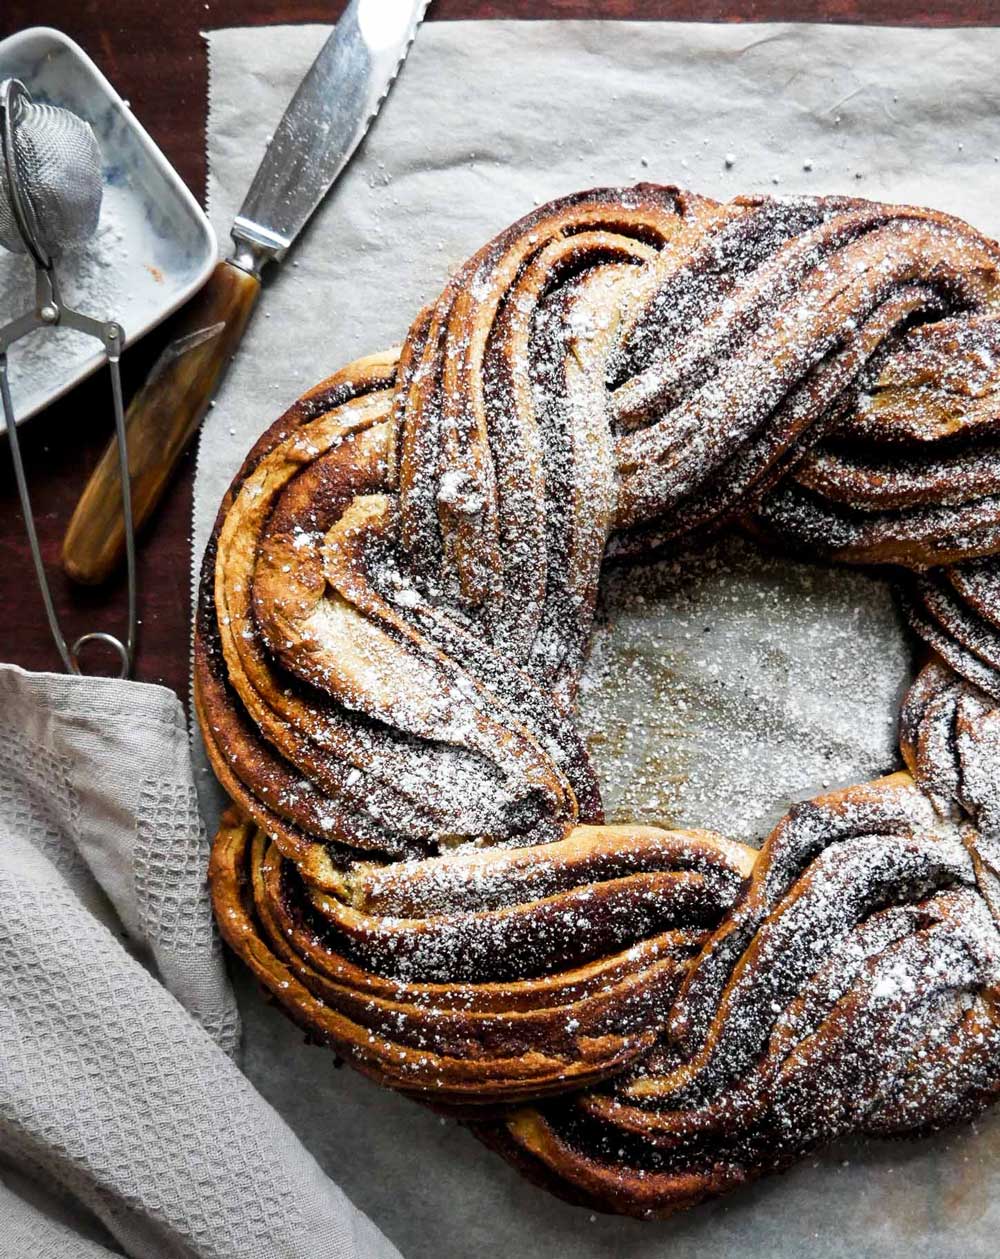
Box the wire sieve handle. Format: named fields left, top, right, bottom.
left=1, top=309, right=136, bottom=678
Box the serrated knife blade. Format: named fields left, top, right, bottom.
left=232, top=0, right=427, bottom=269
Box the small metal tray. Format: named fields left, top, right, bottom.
left=0, top=26, right=217, bottom=424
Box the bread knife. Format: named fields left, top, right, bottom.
left=62, top=0, right=428, bottom=585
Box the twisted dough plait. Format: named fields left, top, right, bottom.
left=196, top=185, right=1000, bottom=1217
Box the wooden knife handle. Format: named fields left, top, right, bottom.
left=62, top=259, right=261, bottom=586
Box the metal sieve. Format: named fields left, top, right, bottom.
left=0, top=78, right=136, bottom=677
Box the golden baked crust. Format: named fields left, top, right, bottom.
left=196, top=185, right=1000, bottom=1217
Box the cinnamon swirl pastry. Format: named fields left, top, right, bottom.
left=196, top=185, right=1000, bottom=1218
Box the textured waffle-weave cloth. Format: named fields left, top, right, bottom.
left=0, top=664, right=401, bottom=1259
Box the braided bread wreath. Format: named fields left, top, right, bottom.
left=195, top=185, right=1000, bottom=1220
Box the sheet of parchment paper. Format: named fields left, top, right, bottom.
left=195, top=21, right=1000, bottom=1257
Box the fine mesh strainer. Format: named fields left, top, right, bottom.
left=0, top=78, right=136, bottom=677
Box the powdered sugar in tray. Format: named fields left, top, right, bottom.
left=0, top=181, right=135, bottom=419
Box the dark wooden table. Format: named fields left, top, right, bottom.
left=1, top=0, right=995, bottom=698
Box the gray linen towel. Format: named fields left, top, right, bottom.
left=0, top=664, right=401, bottom=1259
